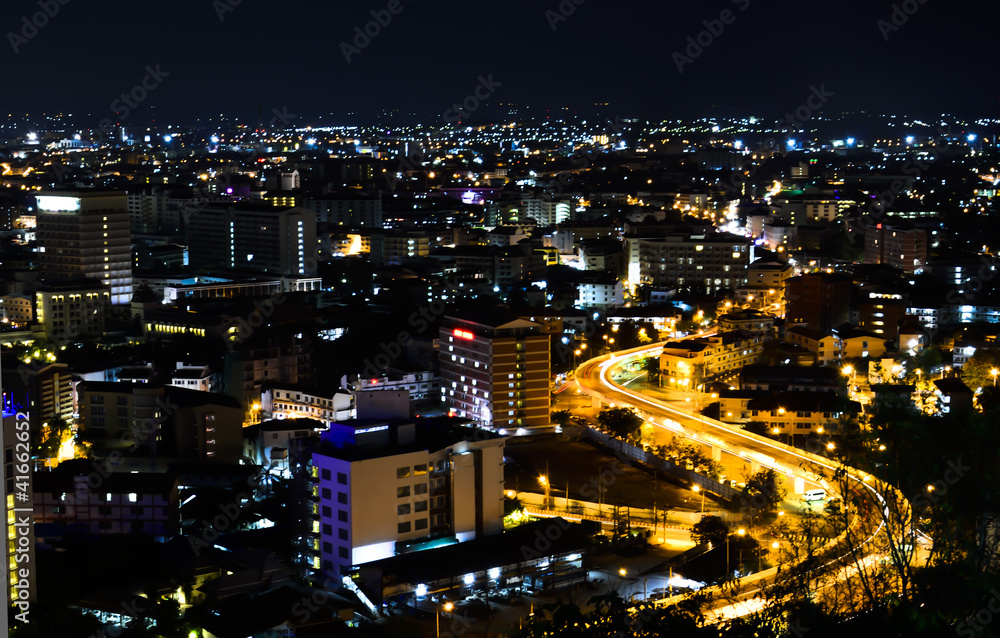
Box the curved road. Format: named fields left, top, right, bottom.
left=574, top=342, right=917, bottom=616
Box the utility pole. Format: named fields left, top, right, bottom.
left=653, top=473, right=658, bottom=540
left=546, top=459, right=551, bottom=509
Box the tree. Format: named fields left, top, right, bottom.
left=596, top=406, right=643, bottom=443
left=552, top=409, right=572, bottom=426
left=692, top=515, right=730, bottom=547
left=741, top=468, right=785, bottom=516
left=741, top=421, right=771, bottom=438
left=961, top=348, right=1000, bottom=391
left=37, top=417, right=70, bottom=460
left=641, top=356, right=660, bottom=385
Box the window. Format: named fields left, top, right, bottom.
left=397, top=486, right=410, bottom=498
left=338, top=510, right=348, bottom=522
left=337, top=472, right=347, bottom=485
left=398, top=522, right=411, bottom=533
left=338, top=528, right=348, bottom=540
left=337, top=492, right=347, bottom=504
left=339, top=547, right=349, bottom=559
left=397, top=467, right=410, bottom=479
left=415, top=518, right=428, bottom=530
left=414, top=483, right=427, bottom=495
left=323, top=542, right=333, bottom=553
left=322, top=488, right=331, bottom=500
left=414, top=500, right=428, bottom=512
left=397, top=504, right=411, bottom=516
left=323, top=524, right=332, bottom=535
left=322, top=469, right=331, bottom=481
left=414, top=464, right=428, bottom=475
left=322, top=506, right=332, bottom=517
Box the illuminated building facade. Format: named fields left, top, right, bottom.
left=439, top=312, right=550, bottom=430
left=187, top=202, right=318, bottom=276
left=35, top=280, right=111, bottom=344
left=659, top=331, right=763, bottom=389
left=302, top=421, right=504, bottom=578
left=865, top=223, right=927, bottom=274
left=35, top=191, right=133, bottom=305
left=638, top=233, right=751, bottom=293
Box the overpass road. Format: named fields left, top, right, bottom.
left=573, top=341, right=922, bottom=617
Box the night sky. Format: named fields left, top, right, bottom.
left=3, top=0, right=998, bottom=125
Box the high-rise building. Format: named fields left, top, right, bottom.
left=439, top=311, right=550, bottom=430
left=638, top=233, right=751, bottom=293
left=35, top=191, right=132, bottom=304
left=785, top=272, right=852, bottom=333
left=304, top=193, right=383, bottom=228
left=187, top=202, right=317, bottom=276
left=864, top=223, right=927, bottom=274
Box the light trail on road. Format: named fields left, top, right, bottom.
left=573, top=341, right=918, bottom=617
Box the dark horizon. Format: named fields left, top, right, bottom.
left=3, top=0, right=999, bottom=128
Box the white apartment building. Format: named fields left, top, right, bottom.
left=306, top=422, right=505, bottom=577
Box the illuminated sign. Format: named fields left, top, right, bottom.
left=453, top=329, right=474, bottom=340
left=36, top=196, right=81, bottom=212
left=356, top=425, right=389, bottom=435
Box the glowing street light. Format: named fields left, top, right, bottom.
left=692, top=484, right=705, bottom=513
left=991, top=368, right=998, bottom=386
left=437, top=602, right=455, bottom=638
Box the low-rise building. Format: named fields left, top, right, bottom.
left=35, top=279, right=111, bottom=343
left=783, top=327, right=840, bottom=365
left=355, top=371, right=440, bottom=402
left=718, top=309, right=775, bottom=337
left=659, top=331, right=763, bottom=389
left=934, top=378, right=973, bottom=414
left=746, top=392, right=856, bottom=438
left=261, top=383, right=355, bottom=424
left=33, top=462, right=178, bottom=541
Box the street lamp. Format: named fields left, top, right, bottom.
left=727, top=528, right=747, bottom=576
left=539, top=475, right=550, bottom=509
left=692, top=484, right=704, bottom=513
left=436, top=602, right=454, bottom=638
left=991, top=368, right=998, bottom=386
